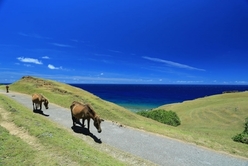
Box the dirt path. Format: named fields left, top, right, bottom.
left=1, top=90, right=248, bottom=166
left=0, top=106, right=80, bottom=166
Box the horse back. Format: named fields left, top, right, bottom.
left=32, top=93, right=41, bottom=103
left=71, top=102, right=91, bottom=119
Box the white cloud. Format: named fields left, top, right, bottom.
left=108, top=49, right=123, bottom=54
left=18, top=32, right=51, bottom=39
left=71, top=39, right=78, bottom=42
left=17, top=57, right=42, bottom=65
left=18, top=32, right=29, bottom=37
left=176, top=80, right=204, bottom=84
left=48, top=64, right=62, bottom=70
left=143, top=56, right=205, bottom=71
left=24, top=64, right=32, bottom=67
left=42, top=56, right=50, bottom=59
left=235, top=81, right=248, bottom=84
left=50, top=43, right=74, bottom=48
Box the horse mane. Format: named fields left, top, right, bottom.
left=85, top=104, right=96, bottom=117
left=40, top=93, right=48, bottom=102
left=72, top=100, right=83, bottom=105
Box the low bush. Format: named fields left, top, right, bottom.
left=137, top=109, right=181, bottom=126
left=232, top=117, right=248, bottom=144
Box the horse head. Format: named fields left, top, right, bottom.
left=94, top=115, right=104, bottom=133
left=43, top=99, right=49, bottom=109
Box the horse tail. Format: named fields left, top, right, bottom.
left=70, top=102, right=77, bottom=126
left=70, top=101, right=76, bottom=111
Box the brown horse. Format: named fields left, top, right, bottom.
left=32, top=93, right=49, bottom=111
left=70, top=101, right=104, bottom=133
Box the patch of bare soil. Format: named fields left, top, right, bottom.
left=0, top=107, right=79, bottom=166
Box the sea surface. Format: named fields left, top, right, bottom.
left=70, top=84, right=248, bottom=112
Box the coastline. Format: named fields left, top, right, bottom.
left=116, top=102, right=158, bottom=112
left=70, top=84, right=248, bottom=112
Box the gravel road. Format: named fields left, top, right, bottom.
left=1, top=90, right=248, bottom=166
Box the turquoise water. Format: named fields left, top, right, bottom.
left=70, top=84, right=248, bottom=112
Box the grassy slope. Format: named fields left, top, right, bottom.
left=156, top=91, right=248, bottom=157
left=7, top=76, right=176, bottom=133
left=0, top=126, right=37, bottom=166
left=0, top=94, right=125, bottom=166
left=2, top=76, right=248, bottom=158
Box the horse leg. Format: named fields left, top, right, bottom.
left=39, top=102, right=42, bottom=111
left=70, top=110, right=76, bottom=126
left=87, top=118, right=90, bottom=131
left=82, top=118, right=85, bottom=128
left=34, top=103, right=38, bottom=111
left=72, top=117, right=77, bottom=126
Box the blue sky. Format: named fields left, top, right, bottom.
left=0, top=0, right=248, bottom=84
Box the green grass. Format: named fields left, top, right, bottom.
left=156, top=92, right=248, bottom=157
left=1, top=75, right=248, bottom=159
left=136, top=109, right=181, bottom=126
left=6, top=76, right=177, bottom=132
left=0, top=126, right=37, bottom=166
left=0, top=94, right=125, bottom=166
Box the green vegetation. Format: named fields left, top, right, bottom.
left=6, top=76, right=176, bottom=134
left=0, top=95, right=126, bottom=166
left=1, top=75, right=248, bottom=159
left=137, top=109, right=181, bottom=126
left=232, top=118, right=248, bottom=144
left=7, top=76, right=160, bottom=128
left=0, top=126, right=36, bottom=166
left=156, top=92, right=248, bottom=157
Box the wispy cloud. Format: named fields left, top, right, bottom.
left=69, top=75, right=145, bottom=83
left=234, top=81, right=248, bottom=84
left=94, top=53, right=112, bottom=58
left=48, top=64, right=62, bottom=70
left=24, top=64, right=32, bottom=67
left=70, top=39, right=78, bottom=42
left=42, top=56, right=50, bottom=59
left=18, top=32, right=51, bottom=39
left=176, top=80, right=204, bottom=84
left=108, top=49, right=123, bottom=54
left=17, top=57, right=42, bottom=65
left=143, top=56, right=205, bottom=71
left=50, top=43, right=74, bottom=48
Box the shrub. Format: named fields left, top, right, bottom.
left=244, top=118, right=248, bottom=134
left=137, top=109, right=181, bottom=126
left=232, top=117, right=248, bottom=144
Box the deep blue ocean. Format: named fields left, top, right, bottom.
left=70, top=84, right=248, bottom=112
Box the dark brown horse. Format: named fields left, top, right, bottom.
left=32, top=93, right=49, bottom=111
left=70, top=101, right=104, bottom=133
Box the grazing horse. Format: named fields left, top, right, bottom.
left=32, top=93, right=49, bottom=111
left=70, top=101, right=104, bottom=133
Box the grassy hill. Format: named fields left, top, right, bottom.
left=155, top=90, right=248, bottom=157
left=7, top=76, right=168, bottom=129
left=0, top=95, right=126, bottom=166
left=1, top=76, right=248, bottom=159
